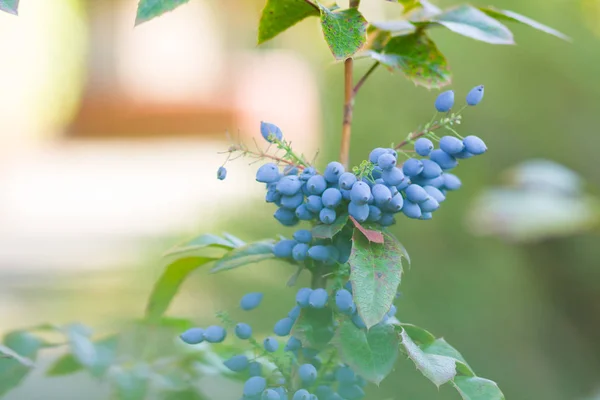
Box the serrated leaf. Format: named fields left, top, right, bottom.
left=0, top=331, right=43, bottom=397
left=291, top=307, right=335, bottom=351
left=210, top=240, right=275, bottom=273
left=349, top=216, right=384, bottom=243
left=312, top=214, right=349, bottom=239
left=453, top=376, right=505, bottom=400
left=431, top=5, right=514, bottom=45
left=135, top=0, right=190, bottom=26
left=0, top=0, right=18, bottom=15
left=370, top=31, right=451, bottom=89
left=258, top=0, right=320, bottom=44
left=163, top=234, right=236, bottom=258
left=46, top=354, right=82, bottom=376
left=400, top=329, right=456, bottom=387
left=336, top=319, right=399, bottom=384
left=422, top=338, right=474, bottom=376
left=480, top=7, right=570, bottom=41
left=349, top=231, right=407, bottom=328
left=145, top=257, right=220, bottom=320
left=319, top=5, right=368, bottom=60
left=398, top=323, right=435, bottom=345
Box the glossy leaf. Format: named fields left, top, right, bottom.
left=319, top=5, right=368, bottom=60
left=400, top=329, right=456, bottom=387
left=453, top=376, right=505, bottom=400
left=0, top=0, right=18, bottom=15
left=336, top=319, right=399, bottom=384
left=312, top=214, right=349, bottom=239
left=0, top=331, right=43, bottom=397
left=291, top=307, right=335, bottom=351
left=209, top=240, right=275, bottom=273
left=163, top=234, right=236, bottom=258
left=258, top=0, right=320, bottom=44
left=480, top=7, right=570, bottom=41
left=349, top=231, right=407, bottom=328
left=422, top=338, right=474, bottom=376
left=135, top=0, right=190, bottom=26
left=431, top=5, right=514, bottom=45
left=146, top=257, right=220, bottom=320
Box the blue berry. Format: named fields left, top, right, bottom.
left=306, top=195, right=323, bottom=213
left=338, top=384, right=365, bottom=400
left=338, top=172, right=357, bottom=190
left=382, top=167, right=405, bottom=186
left=316, top=385, right=334, bottom=399
left=350, top=181, right=371, bottom=205
left=299, top=364, right=318, bottom=385
left=463, top=135, right=487, bottom=155
left=274, top=387, right=288, bottom=399
left=372, top=166, right=383, bottom=180
left=386, top=193, right=404, bottom=212
left=274, top=208, right=298, bottom=226
left=322, top=188, right=342, bottom=208
left=420, top=197, right=440, bottom=212
left=293, top=229, right=313, bottom=244
left=423, top=185, right=446, bottom=203
left=420, top=212, right=433, bottom=220
left=377, top=153, right=397, bottom=170
left=248, top=361, right=262, bottom=377
left=280, top=193, right=304, bottom=209
left=319, top=208, right=336, bottom=224
left=240, top=293, right=264, bottom=310
left=285, top=336, right=302, bottom=352
left=414, top=175, right=444, bottom=188
left=379, top=213, right=396, bottom=226
left=335, top=366, right=355, bottom=383
left=420, top=159, right=442, bottom=179
left=203, top=325, right=227, bottom=343
left=288, top=306, right=301, bottom=320
left=244, top=376, right=267, bottom=397
left=256, top=163, right=281, bottom=183
left=277, top=176, right=302, bottom=196
left=284, top=165, right=299, bottom=176
left=292, top=243, right=309, bottom=261
left=430, top=149, right=458, bottom=170
left=262, top=389, right=281, bottom=400
left=344, top=281, right=353, bottom=293
left=274, top=317, right=294, bottom=336
left=296, top=288, right=313, bottom=307
left=402, top=158, right=424, bottom=177
left=454, top=149, right=474, bottom=159
left=260, top=121, right=283, bottom=143
left=306, top=175, right=327, bottom=195
left=396, top=178, right=411, bottom=191
left=264, top=337, right=279, bottom=352
left=309, top=288, right=328, bottom=308
left=265, top=189, right=281, bottom=203
left=348, top=202, right=369, bottom=222
left=466, top=85, right=484, bottom=106
left=402, top=201, right=422, bottom=219
left=352, top=314, right=366, bottom=329
left=388, top=305, right=397, bottom=317
left=295, top=204, right=315, bottom=221
left=292, top=389, right=310, bottom=400
left=324, top=162, right=345, bottom=183
left=435, top=90, right=454, bottom=112
left=369, top=148, right=388, bottom=163
left=335, top=289, right=354, bottom=313
left=414, top=138, right=434, bottom=156
left=180, top=328, right=204, bottom=344
left=217, top=166, right=227, bottom=180
left=442, top=173, right=462, bottom=190
left=235, top=323, right=252, bottom=339
left=300, top=167, right=316, bottom=180
left=367, top=205, right=382, bottom=222
left=224, top=355, right=249, bottom=372
left=371, top=184, right=392, bottom=204
left=405, top=184, right=429, bottom=203
left=439, top=136, right=465, bottom=155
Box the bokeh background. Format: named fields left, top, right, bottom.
left=1, top=0, right=600, bottom=399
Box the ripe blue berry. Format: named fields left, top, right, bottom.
left=180, top=328, right=204, bottom=344
left=244, top=376, right=267, bottom=397
left=352, top=314, right=366, bottom=329
left=369, top=148, right=388, bottom=164
left=348, top=202, right=369, bottom=222
left=296, top=288, right=313, bottom=307
left=377, top=153, right=397, bottom=170
left=463, top=135, right=487, bottom=155
left=439, top=136, right=465, bottom=155
left=420, top=212, right=433, bottom=220
left=265, top=189, right=281, bottom=203
left=319, top=208, right=336, bottom=224
left=285, top=336, right=302, bottom=352
left=316, top=385, right=334, bottom=399
left=466, top=85, right=484, bottom=106
left=280, top=193, right=304, bottom=210
left=224, top=355, right=249, bottom=372
left=379, top=213, right=396, bottom=226
left=324, top=162, right=345, bottom=183
left=274, top=208, right=298, bottom=226
left=256, top=163, right=280, bottom=183
left=309, top=288, right=328, bottom=308
left=344, top=281, right=353, bottom=293
left=288, top=306, right=301, bottom=320
left=293, top=229, right=313, bottom=244
left=414, top=138, right=434, bottom=156
left=322, top=188, right=342, bottom=208
left=386, top=193, right=404, bottom=212
left=240, top=293, right=264, bottom=310
left=402, top=201, right=422, bottom=219
left=388, top=305, right=397, bottom=317
left=350, top=181, right=370, bottom=205
left=299, top=364, right=318, bottom=385
left=338, top=172, right=357, bottom=190
left=382, top=167, right=405, bottom=186
left=335, top=289, right=354, bottom=313
left=305, top=195, right=323, bottom=213
left=295, top=204, right=314, bottom=221
left=264, top=337, right=279, bottom=352
left=217, top=166, right=227, bottom=180
left=284, top=165, right=299, bottom=176
left=367, top=205, right=382, bottom=222
left=443, top=173, right=462, bottom=190
left=292, top=389, right=311, bottom=400
left=248, top=361, right=262, bottom=377
left=420, top=197, right=440, bottom=212
left=423, top=185, right=446, bottom=203
left=372, top=184, right=392, bottom=204
left=405, top=184, right=429, bottom=203
left=262, top=389, right=281, bottom=400
left=402, top=158, right=424, bottom=177
left=276, top=176, right=302, bottom=196
left=274, top=317, right=294, bottom=336
left=306, top=175, right=327, bottom=195
left=338, top=384, right=365, bottom=400
left=435, top=90, right=455, bottom=112
left=335, top=366, right=355, bottom=383
left=235, top=323, right=252, bottom=340
left=420, top=159, right=442, bottom=179
left=203, top=325, right=227, bottom=343
left=396, top=178, right=411, bottom=191
left=260, top=121, right=283, bottom=143
left=430, top=149, right=458, bottom=170
left=292, top=243, right=309, bottom=261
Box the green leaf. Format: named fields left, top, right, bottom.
left=453, top=376, right=505, bottom=400
left=319, top=5, right=368, bottom=60
left=222, top=232, right=246, bottom=247
left=431, top=5, right=514, bottom=45
left=0, top=0, right=18, bottom=15
left=65, top=328, right=97, bottom=369
left=335, top=319, right=399, bottom=384
left=369, top=20, right=416, bottom=37
left=163, top=234, right=236, bottom=258
left=312, top=214, right=349, bottom=239
left=349, top=231, right=407, bottom=328
left=291, top=307, right=335, bottom=351
left=398, top=323, right=436, bottom=345
left=146, top=257, right=219, bottom=320
left=480, top=7, right=570, bottom=41
left=209, top=240, right=275, bottom=273
left=258, top=0, right=320, bottom=45
left=135, top=0, right=190, bottom=26
left=370, top=31, right=451, bottom=89
left=111, top=365, right=150, bottom=400
left=422, top=338, right=474, bottom=376
left=0, top=331, right=43, bottom=397
left=47, top=334, right=117, bottom=378
left=399, top=328, right=456, bottom=387
left=0, top=344, right=34, bottom=368
left=46, top=354, right=82, bottom=376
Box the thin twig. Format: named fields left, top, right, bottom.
left=349, top=0, right=361, bottom=8
left=340, top=58, right=354, bottom=170
left=353, top=61, right=380, bottom=96
left=394, top=114, right=462, bottom=150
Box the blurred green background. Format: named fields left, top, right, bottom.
left=1, top=0, right=600, bottom=399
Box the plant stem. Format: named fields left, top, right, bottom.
left=394, top=114, right=462, bottom=150
left=350, top=0, right=361, bottom=7
left=310, top=264, right=327, bottom=289
left=340, top=58, right=354, bottom=170
left=353, top=62, right=379, bottom=96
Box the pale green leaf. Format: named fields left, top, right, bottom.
left=0, top=345, right=33, bottom=368
left=312, top=214, right=349, bottom=239
left=0, top=331, right=43, bottom=397
left=209, top=241, right=275, bottom=273
left=111, top=364, right=150, bottom=400
left=422, top=338, right=474, bottom=376
left=258, top=0, right=320, bottom=44
left=163, top=234, right=236, bottom=258
left=398, top=323, right=435, bottom=345
left=319, top=5, right=368, bottom=60
left=480, top=7, right=570, bottom=41
left=400, top=329, right=456, bottom=387
left=0, top=0, right=18, bottom=15
left=369, top=20, right=416, bottom=37
left=453, top=376, right=505, bottom=400
left=66, top=330, right=97, bottom=369
left=291, top=307, right=334, bottom=351
left=222, top=232, right=246, bottom=247
left=135, top=0, right=190, bottom=26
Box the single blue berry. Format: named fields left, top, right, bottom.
left=335, top=366, right=355, bottom=383
left=300, top=167, right=316, bottom=181
left=244, top=376, right=267, bottom=397
left=235, top=323, right=252, bottom=340
left=295, top=204, right=315, bottom=221
left=338, top=172, right=357, bottom=190
left=372, top=184, right=392, bottom=205
left=306, top=175, right=327, bottom=195
left=377, top=153, right=397, bottom=170
left=463, top=135, right=487, bottom=155
left=248, top=361, right=262, bottom=377
left=420, top=159, right=442, bottom=179
left=274, top=317, right=294, bottom=336
left=280, top=192, right=304, bottom=210
left=299, top=364, right=318, bottom=385
left=319, top=208, right=336, bottom=224
left=405, top=184, right=429, bottom=203
left=293, top=229, right=313, bottom=244
left=466, top=85, right=484, bottom=106
left=386, top=193, right=404, bottom=212
left=217, top=166, right=227, bottom=180
left=435, top=90, right=454, bottom=112
left=430, top=149, right=458, bottom=170
left=402, top=158, right=424, bottom=177
left=348, top=202, right=369, bottom=222
left=379, top=213, right=396, bottom=226
left=443, top=173, right=462, bottom=190
left=288, top=306, right=301, bottom=320
left=420, top=212, right=433, bottom=220
left=276, top=176, right=302, bottom=196
left=352, top=314, right=366, bottom=329
left=264, top=337, right=279, bottom=352
left=262, top=389, right=281, bottom=400
left=305, top=195, right=323, bottom=213
left=203, top=325, right=227, bottom=343
left=382, top=167, right=405, bottom=186
left=309, top=288, right=328, bottom=308
left=180, top=328, right=204, bottom=344
left=285, top=336, right=302, bottom=352
left=335, top=289, right=354, bottom=313
left=439, top=136, right=465, bottom=155
left=240, top=293, right=264, bottom=311
left=350, top=181, right=370, bottom=205
left=369, top=148, right=388, bottom=164
left=414, top=138, right=434, bottom=156
left=223, top=355, right=249, bottom=372
left=260, top=122, right=283, bottom=143
left=265, top=189, right=281, bottom=203
left=292, top=243, right=309, bottom=261
left=367, top=205, right=382, bottom=222
left=274, top=208, right=298, bottom=226
left=423, top=185, right=446, bottom=203
left=322, top=188, right=342, bottom=208
left=292, top=389, right=311, bottom=400
left=256, top=163, right=280, bottom=183
left=296, top=288, right=313, bottom=307
left=419, top=197, right=439, bottom=212
left=402, top=201, right=422, bottom=219
left=324, top=162, right=345, bottom=183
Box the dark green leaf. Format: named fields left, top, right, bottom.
left=258, top=0, right=320, bottom=44
left=480, top=7, right=570, bottom=41
left=209, top=240, right=275, bottom=273
left=453, top=376, right=505, bottom=400
left=0, top=331, right=43, bottom=397
left=0, top=344, right=34, bottom=367
left=46, top=354, right=82, bottom=376
left=0, top=0, right=18, bottom=15
left=422, top=338, right=474, bottom=376
left=400, top=329, right=456, bottom=387
left=163, top=234, right=236, bottom=258
left=319, top=5, right=368, bottom=60
left=312, top=214, right=349, bottom=239
left=112, top=365, right=150, bottom=400
left=431, top=5, right=514, bottom=45
left=349, top=231, right=407, bottom=328
left=135, top=0, right=190, bottom=26
left=369, top=20, right=416, bottom=37
left=370, top=31, right=451, bottom=89
left=146, top=256, right=219, bottom=320
left=291, top=307, right=335, bottom=351
left=335, top=319, right=399, bottom=384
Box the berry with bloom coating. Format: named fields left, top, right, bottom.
left=367, top=205, right=382, bottom=222
left=466, top=85, right=484, bottom=106
left=443, top=173, right=462, bottom=190
left=240, top=293, right=263, bottom=310
left=402, top=201, right=422, bottom=219
left=299, top=363, right=318, bottom=385
left=415, top=138, right=434, bottom=156
left=260, top=121, right=283, bottom=142
left=319, top=208, right=336, bottom=224
left=203, top=325, right=227, bottom=343
left=369, top=148, right=388, bottom=163
left=306, top=195, right=323, bottom=213
left=293, top=389, right=311, bottom=400
left=348, top=202, right=369, bottom=222
left=350, top=181, right=371, bottom=205
left=430, top=149, right=458, bottom=170
left=180, top=328, right=204, bottom=344
left=296, top=288, right=312, bottom=307
left=324, top=162, right=345, bottom=183
left=420, top=197, right=440, bottom=212
left=256, top=163, right=280, bottom=183
left=264, top=337, right=279, bottom=352
left=420, top=159, right=442, bottom=179
left=403, top=158, right=424, bottom=177
left=217, top=166, right=227, bottom=180
left=379, top=213, right=396, bottom=226
left=285, top=336, right=302, bottom=352
left=274, top=317, right=294, bottom=336
left=382, top=167, right=405, bottom=186
left=293, top=229, right=312, bottom=244
left=292, top=243, right=309, bottom=261
left=244, top=376, right=267, bottom=397
left=262, top=389, right=281, bottom=400
left=435, top=90, right=454, bottom=112
left=377, top=153, right=397, bottom=170
left=235, top=323, right=252, bottom=339
left=463, top=135, right=487, bottom=155
left=335, top=289, right=354, bottom=313
left=276, top=176, right=302, bottom=196
left=288, top=306, right=301, bottom=320
left=386, top=193, right=404, bottom=212
left=224, top=355, right=249, bottom=372
left=306, top=175, right=327, bottom=195
left=274, top=208, right=298, bottom=226
left=405, top=184, right=429, bottom=203
left=295, top=204, right=314, bottom=221
left=423, top=185, right=446, bottom=203
left=309, top=288, right=328, bottom=308
left=322, top=188, right=342, bottom=208
left=339, top=172, right=357, bottom=190
left=280, top=192, right=304, bottom=209
left=439, top=136, right=465, bottom=155
left=372, top=184, right=392, bottom=205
